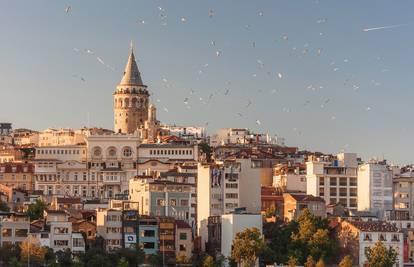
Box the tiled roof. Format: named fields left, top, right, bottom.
left=349, top=221, right=399, bottom=232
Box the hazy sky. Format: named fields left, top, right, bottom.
left=1, top=0, right=413, bottom=163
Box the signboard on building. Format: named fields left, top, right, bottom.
left=125, top=234, right=136, bottom=244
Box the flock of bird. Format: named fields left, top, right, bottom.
left=63, top=3, right=406, bottom=145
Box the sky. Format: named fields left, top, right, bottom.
left=0, top=0, right=413, bottom=164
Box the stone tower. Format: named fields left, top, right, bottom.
left=114, top=46, right=150, bottom=134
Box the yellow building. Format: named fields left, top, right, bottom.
left=0, top=162, right=34, bottom=191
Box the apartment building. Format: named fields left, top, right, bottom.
left=175, top=220, right=193, bottom=260
left=337, top=220, right=403, bottom=266
left=0, top=162, right=34, bottom=191
left=273, top=163, right=306, bottom=193
left=306, top=153, right=358, bottom=211
left=393, top=169, right=414, bottom=220
left=0, top=213, right=29, bottom=246
left=358, top=160, right=394, bottom=219
left=137, top=143, right=199, bottom=163
left=129, top=178, right=192, bottom=224
left=283, top=193, right=326, bottom=221
left=197, top=159, right=261, bottom=251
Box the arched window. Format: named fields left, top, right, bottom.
left=132, top=98, right=138, bottom=108
left=124, top=98, right=130, bottom=108
left=107, top=147, right=117, bottom=158
left=118, top=98, right=123, bottom=108
left=92, top=147, right=102, bottom=158
left=123, top=147, right=132, bottom=157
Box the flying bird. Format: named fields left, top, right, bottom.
left=363, top=24, right=409, bottom=32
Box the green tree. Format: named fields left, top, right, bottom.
left=199, top=142, right=213, bottom=162
left=0, top=199, right=10, bottom=212
left=0, top=243, right=20, bottom=263
left=315, top=258, right=325, bottom=267
left=56, top=248, right=73, bottom=267
left=117, top=257, right=129, bottom=267
left=287, top=256, right=298, bottom=267
left=87, top=254, right=112, bottom=267
left=7, top=257, right=22, bottom=267
left=146, top=253, right=163, bottom=267
left=202, top=255, right=215, bottom=267
left=304, top=255, right=316, bottom=267
left=339, top=255, right=353, bottom=267
left=26, top=199, right=47, bottom=220
left=364, top=241, right=398, bottom=267
left=231, top=227, right=266, bottom=267
left=264, top=206, right=276, bottom=218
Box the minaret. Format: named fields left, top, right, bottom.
left=114, top=44, right=150, bottom=134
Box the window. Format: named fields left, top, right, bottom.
left=225, top=183, right=238, bottom=189
left=15, top=229, right=28, bottom=237
left=143, top=242, right=155, bottom=249
left=170, top=199, right=177, bottom=206
left=319, top=179, right=324, bottom=186
left=123, top=147, right=132, bottom=157
left=392, top=234, right=400, bottom=242
left=180, top=244, right=186, bottom=251
left=54, top=240, right=69, bottom=247
left=180, top=199, right=189, bottom=206
left=379, top=234, right=386, bottom=241
left=364, top=234, right=372, bottom=241
left=157, top=199, right=165, bottom=206
left=180, top=233, right=187, bottom=240
left=330, top=177, right=337, bottom=186
left=339, top=177, right=347, bottom=186
left=141, top=230, right=155, bottom=237
left=2, top=228, right=12, bottom=237
left=225, top=193, right=238, bottom=199
left=73, top=238, right=84, bottom=247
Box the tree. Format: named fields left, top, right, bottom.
left=0, top=199, right=10, bottom=212
left=87, top=254, right=112, bottom=267
left=364, top=241, right=398, bottom=267
left=202, top=255, right=215, bottom=267
left=199, top=142, right=213, bottom=162
left=20, top=235, right=47, bottom=267
left=287, top=256, right=298, bottom=267
left=117, top=257, right=129, bottom=267
left=231, top=227, right=266, bottom=267
left=315, top=258, right=325, bottom=267
left=0, top=243, right=20, bottom=263
left=56, top=248, right=73, bottom=267
left=7, top=257, right=22, bottom=267
left=339, top=255, right=353, bottom=267
left=26, top=199, right=47, bottom=220
left=304, top=255, right=316, bottom=267
left=146, top=253, right=163, bottom=267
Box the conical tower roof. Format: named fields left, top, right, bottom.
left=119, top=48, right=144, bottom=86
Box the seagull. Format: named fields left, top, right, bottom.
left=363, top=24, right=409, bottom=32
left=180, top=17, right=187, bottom=23
left=65, top=5, right=71, bottom=14
left=224, top=89, right=230, bottom=95
left=209, top=9, right=214, bottom=18
left=246, top=100, right=252, bottom=108
left=277, top=73, right=283, bottom=79
left=255, top=120, right=261, bottom=125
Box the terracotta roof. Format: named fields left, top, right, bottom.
left=286, top=193, right=325, bottom=202
left=348, top=221, right=399, bottom=232
left=176, top=220, right=191, bottom=229
left=56, top=197, right=81, bottom=204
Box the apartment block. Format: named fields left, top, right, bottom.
left=306, top=153, right=358, bottom=211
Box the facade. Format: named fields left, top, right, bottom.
left=129, top=178, right=192, bottom=225
left=37, top=128, right=86, bottom=147
left=0, top=213, right=29, bottom=246
left=393, top=170, right=414, bottom=220
left=337, top=220, right=403, bottom=266
left=44, top=210, right=85, bottom=252
left=357, top=160, right=394, bottom=219
left=0, top=162, right=34, bottom=191
left=160, top=125, right=206, bottom=142
left=175, top=220, right=193, bottom=261
left=273, top=164, right=306, bottom=193
left=137, top=143, right=199, bottom=163
left=197, top=160, right=261, bottom=250
left=282, top=193, right=326, bottom=221
left=306, top=153, right=358, bottom=211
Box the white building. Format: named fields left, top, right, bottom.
left=306, top=153, right=358, bottom=211
left=338, top=220, right=403, bottom=267
left=197, top=159, right=261, bottom=250
left=137, top=143, right=199, bottom=163
left=221, top=213, right=262, bottom=264
left=358, top=160, right=394, bottom=219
